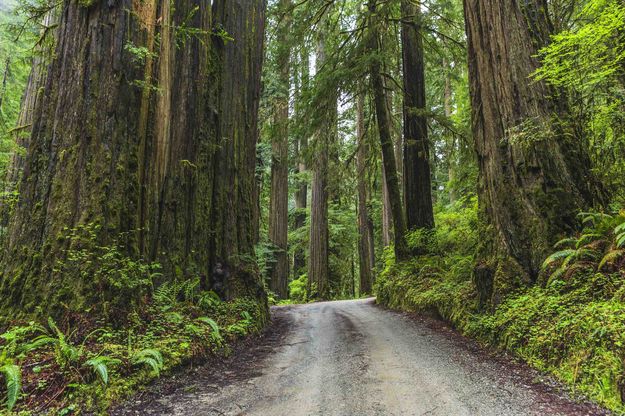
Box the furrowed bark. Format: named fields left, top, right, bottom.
left=401, top=0, right=434, bottom=234
left=356, top=93, right=374, bottom=295
left=268, top=0, right=291, bottom=299
left=464, top=0, right=595, bottom=306
left=0, top=0, right=267, bottom=320
left=368, top=0, right=409, bottom=262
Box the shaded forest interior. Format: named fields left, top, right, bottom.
left=1, top=0, right=625, bottom=414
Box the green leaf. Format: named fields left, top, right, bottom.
left=542, top=249, right=575, bottom=269
left=131, top=349, right=164, bottom=377
left=0, top=364, right=21, bottom=411
left=197, top=317, right=221, bottom=336
left=599, top=250, right=625, bottom=270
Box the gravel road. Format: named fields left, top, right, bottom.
left=115, top=298, right=608, bottom=416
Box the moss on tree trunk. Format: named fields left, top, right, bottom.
left=0, top=0, right=267, bottom=322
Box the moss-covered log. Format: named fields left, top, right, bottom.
left=0, top=0, right=267, bottom=320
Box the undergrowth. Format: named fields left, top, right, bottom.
left=377, top=199, right=625, bottom=414
left=0, top=238, right=266, bottom=415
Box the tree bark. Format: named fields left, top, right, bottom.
left=368, top=0, right=409, bottom=262
left=464, top=0, right=594, bottom=305
left=0, top=0, right=267, bottom=320
left=268, top=0, right=291, bottom=299
left=292, top=48, right=309, bottom=280
left=356, top=93, right=374, bottom=295
left=308, top=15, right=333, bottom=299
left=401, top=0, right=434, bottom=232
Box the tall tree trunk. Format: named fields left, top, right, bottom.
left=0, top=0, right=267, bottom=321
left=3, top=11, right=58, bottom=195
left=464, top=0, right=594, bottom=306
left=368, top=1, right=409, bottom=262
left=401, top=0, right=434, bottom=233
left=381, top=170, right=392, bottom=247
left=293, top=49, right=309, bottom=280
left=307, top=17, right=332, bottom=299
left=443, top=58, right=456, bottom=203
left=268, top=0, right=291, bottom=299
left=356, top=93, right=374, bottom=295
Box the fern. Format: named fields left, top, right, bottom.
left=599, top=250, right=625, bottom=270
left=197, top=317, right=222, bottom=343
left=198, top=291, right=222, bottom=309
left=553, top=238, right=578, bottom=249
left=0, top=363, right=21, bottom=411
left=542, top=249, right=576, bottom=269
left=84, top=356, right=121, bottom=385
left=575, top=233, right=603, bottom=248
left=131, top=349, right=164, bottom=377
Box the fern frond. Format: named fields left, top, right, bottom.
left=617, top=232, right=625, bottom=248
left=131, top=349, right=164, bottom=377
left=575, top=233, right=603, bottom=248
left=85, top=356, right=121, bottom=385
left=21, top=335, right=57, bottom=353
left=599, top=250, right=625, bottom=271
left=0, top=364, right=21, bottom=411
left=614, top=222, right=625, bottom=234
left=553, top=238, right=577, bottom=249
left=197, top=317, right=221, bottom=338
left=542, top=249, right=575, bottom=269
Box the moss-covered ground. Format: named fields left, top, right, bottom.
left=377, top=200, right=625, bottom=414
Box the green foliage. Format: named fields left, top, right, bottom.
left=289, top=274, right=308, bottom=303
left=534, top=0, right=625, bottom=200
left=0, top=358, right=21, bottom=411
left=130, top=349, right=163, bottom=377
left=379, top=205, right=625, bottom=413
left=54, top=223, right=161, bottom=317
left=84, top=356, right=121, bottom=385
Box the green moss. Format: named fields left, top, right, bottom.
left=377, top=205, right=625, bottom=414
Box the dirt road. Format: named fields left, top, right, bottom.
left=115, top=299, right=608, bottom=416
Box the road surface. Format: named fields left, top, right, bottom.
left=115, top=299, right=607, bottom=416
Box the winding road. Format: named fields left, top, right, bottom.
left=115, top=299, right=608, bottom=416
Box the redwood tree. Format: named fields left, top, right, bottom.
left=268, top=0, right=291, bottom=299
left=0, top=0, right=267, bottom=319
left=356, top=93, right=374, bottom=295
left=464, top=0, right=595, bottom=305
left=401, top=0, right=434, bottom=233
left=368, top=0, right=409, bottom=261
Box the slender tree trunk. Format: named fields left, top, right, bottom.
left=0, top=0, right=267, bottom=320
left=368, top=0, right=409, bottom=261
left=308, top=17, right=332, bottom=299
left=443, top=58, right=456, bottom=203
left=464, top=0, right=595, bottom=306
left=268, top=0, right=291, bottom=299
left=293, top=49, right=309, bottom=279
left=402, top=0, right=434, bottom=233
left=381, top=170, right=392, bottom=247
left=356, top=93, right=374, bottom=295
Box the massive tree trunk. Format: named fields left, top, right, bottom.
left=0, top=0, right=267, bottom=320
left=401, top=0, right=434, bottom=233
left=464, top=0, right=594, bottom=305
left=368, top=1, right=409, bottom=261
left=293, top=49, right=309, bottom=280
left=268, top=0, right=291, bottom=299
left=356, top=93, right=374, bottom=295
left=308, top=16, right=333, bottom=299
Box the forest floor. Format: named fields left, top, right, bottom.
left=112, top=299, right=609, bottom=416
